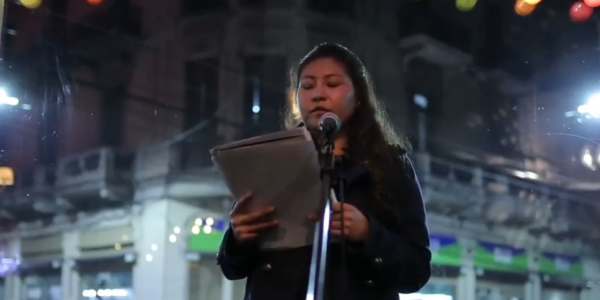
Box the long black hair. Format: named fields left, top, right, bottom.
left=284, top=43, right=411, bottom=213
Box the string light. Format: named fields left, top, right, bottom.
left=515, top=0, right=537, bottom=16
left=19, top=0, right=41, bottom=9
left=583, top=0, right=600, bottom=8
left=456, top=0, right=477, bottom=11
left=570, top=1, right=594, bottom=22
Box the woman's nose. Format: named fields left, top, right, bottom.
left=311, top=86, right=327, bottom=102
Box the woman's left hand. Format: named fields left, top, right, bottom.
left=330, top=202, right=369, bottom=241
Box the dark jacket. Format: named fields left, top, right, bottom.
left=217, top=154, right=431, bottom=300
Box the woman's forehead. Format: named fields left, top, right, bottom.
left=301, top=57, right=347, bottom=76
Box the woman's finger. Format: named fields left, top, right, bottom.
left=233, top=206, right=274, bottom=226
left=231, top=192, right=253, bottom=215
left=331, top=220, right=351, bottom=231
left=307, top=214, right=319, bottom=222
left=237, top=232, right=258, bottom=241
left=244, top=220, right=278, bottom=233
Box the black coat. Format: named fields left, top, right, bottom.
left=217, top=154, right=431, bottom=300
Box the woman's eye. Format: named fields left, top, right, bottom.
left=300, top=83, right=314, bottom=89
left=327, top=82, right=341, bottom=88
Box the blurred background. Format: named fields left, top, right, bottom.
left=0, top=0, right=600, bottom=299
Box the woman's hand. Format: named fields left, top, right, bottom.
left=308, top=202, right=369, bottom=242
left=330, top=202, right=369, bottom=241
left=230, top=193, right=278, bottom=242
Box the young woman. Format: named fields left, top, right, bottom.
left=217, top=43, right=431, bottom=300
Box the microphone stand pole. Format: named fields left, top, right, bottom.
left=305, top=134, right=336, bottom=300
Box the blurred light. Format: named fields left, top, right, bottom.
left=191, top=226, right=200, bottom=234
left=456, top=0, right=477, bottom=11
left=194, top=218, right=203, bottom=226
left=524, top=0, right=541, bottom=4
left=582, top=148, right=596, bottom=170
left=151, top=244, right=158, bottom=251
left=578, top=94, right=600, bottom=118
left=206, top=217, right=214, bottom=226
left=399, top=294, right=452, bottom=300
left=252, top=105, right=260, bottom=114
left=0, top=167, right=15, bottom=186
left=83, top=289, right=128, bottom=298
left=584, top=0, right=600, bottom=8
left=114, top=243, right=121, bottom=250
left=570, top=1, right=593, bottom=22
left=413, top=94, right=428, bottom=109
left=203, top=225, right=212, bottom=234
left=0, top=89, right=19, bottom=106
left=168, top=234, right=177, bottom=243
left=173, top=226, right=181, bottom=234
left=145, top=254, right=153, bottom=262
left=514, top=170, right=539, bottom=180
left=515, top=0, right=537, bottom=16
left=19, top=0, right=42, bottom=9
left=87, top=0, right=103, bottom=4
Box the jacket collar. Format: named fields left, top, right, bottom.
left=296, top=121, right=368, bottom=185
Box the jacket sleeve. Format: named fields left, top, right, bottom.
left=216, top=206, right=260, bottom=280
left=350, top=156, right=431, bottom=293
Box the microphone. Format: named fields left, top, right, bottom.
left=319, top=112, right=341, bottom=138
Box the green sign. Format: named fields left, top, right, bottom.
left=430, top=234, right=462, bottom=266
left=474, top=241, right=528, bottom=272
left=188, top=219, right=227, bottom=253
left=540, top=252, right=583, bottom=277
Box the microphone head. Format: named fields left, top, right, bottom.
left=319, top=112, right=341, bottom=135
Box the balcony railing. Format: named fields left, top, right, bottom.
left=415, top=152, right=598, bottom=242
left=56, top=147, right=134, bottom=202
left=133, top=118, right=253, bottom=200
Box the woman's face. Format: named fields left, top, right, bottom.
left=296, top=57, right=357, bottom=131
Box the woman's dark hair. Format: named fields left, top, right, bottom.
left=284, top=43, right=411, bottom=213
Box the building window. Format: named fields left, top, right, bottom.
left=243, top=55, right=288, bottom=136
left=184, top=58, right=220, bottom=130
left=306, top=0, right=355, bottom=19
left=181, top=0, right=229, bottom=16
left=101, top=86, right=126, bottom=147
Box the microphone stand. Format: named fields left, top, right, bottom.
left=305, top=133, right=336, bottom=300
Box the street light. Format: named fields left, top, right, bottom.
left=577, top=93, right=600, bottom=119
left=0, top=88, right=18, bottom=106
left=0, top=166, right=14, bottom=193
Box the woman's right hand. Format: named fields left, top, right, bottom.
left=230, top=193, right=278, bottom=242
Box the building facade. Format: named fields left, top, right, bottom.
left=0, top=1, right=599, bottom=300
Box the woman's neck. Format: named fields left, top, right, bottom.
left=333, top=135, right=347, bottom=156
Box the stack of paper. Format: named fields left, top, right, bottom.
left=210, top=127, right=322, bottom=250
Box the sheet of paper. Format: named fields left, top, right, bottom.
left=211, top=127, right=312, bottom=153
left=211, top=130, right=323, bottom=250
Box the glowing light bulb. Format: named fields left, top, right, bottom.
left=169, top=234, right=177, bottom=243
left=20, top=0, right=42, bottom=9
left=192, top=226, right=200, bottom=234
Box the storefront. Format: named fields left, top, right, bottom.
left=186, top=216, right=238, bottom=300
left=473, top=241, right=529, bottom=300
left=78, top=225, right=135, bottom=300
left=0, top=277, right=5, bottom=300
left=20, top=262, right=62, bottom=300
left=539, top=252, right=584, bottom=300
left=79, top=258, right=134, bottom=300
left=19, top=235, right=63, bottom=300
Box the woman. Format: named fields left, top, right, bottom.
left=217, top=43, right=431, bottom=300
